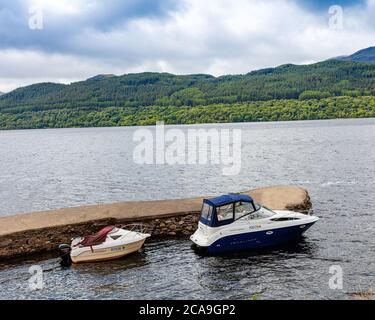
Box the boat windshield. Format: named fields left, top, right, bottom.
left=248, top=205, right=276, bottom=220
left=261, top=205, right=276, bottom=214
left=234, top=202, right=276, bottom=221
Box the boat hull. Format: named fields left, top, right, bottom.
left=71, top=238, right=146, bottom=264
left=195, top=222, right=316, bottom=254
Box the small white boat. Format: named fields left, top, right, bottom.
left=59, top=224, right=151, bottom=265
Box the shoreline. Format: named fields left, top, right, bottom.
left=0, top=186, right=312, bottom=261
left=0, top=116, right=374, bottom=132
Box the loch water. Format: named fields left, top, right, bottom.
left=0, top=118, right=374, bottom=299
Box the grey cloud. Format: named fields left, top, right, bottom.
left=0, top=0, right=178, bottom=52
left=0, top=0, right=374, bottom=92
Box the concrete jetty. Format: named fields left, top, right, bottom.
left=0, top=186, right=312, bottom=260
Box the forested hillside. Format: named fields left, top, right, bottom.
left=1, top=59, right=375, bottom=129
left=1, top=96, right=374, bottom=130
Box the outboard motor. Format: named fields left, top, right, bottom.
left=58, top=244, right=72, bottom=267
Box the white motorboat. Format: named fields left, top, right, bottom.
left=191, top=194, right=319, bottom=254
left=59, top=224, right=151, bottom=265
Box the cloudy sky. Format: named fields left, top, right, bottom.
left=0, top=0, right=374, bottom=92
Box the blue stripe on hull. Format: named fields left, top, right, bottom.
left=204, top=223, right=315, bottom=254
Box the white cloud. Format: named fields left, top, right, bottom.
left=1, top=0, right=375, bottom=92
left=0, top=49, right=125, bottom=91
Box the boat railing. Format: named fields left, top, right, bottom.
left=120, top=223, right=149, bottom=235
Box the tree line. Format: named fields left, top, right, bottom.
left=1, top=96, right=374, bottom=130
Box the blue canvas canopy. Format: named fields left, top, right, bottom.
left=204, top=194, right=254, bottom=207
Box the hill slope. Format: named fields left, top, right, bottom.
left=1, top=60, right=375, bottom=115
left=1, top=54, right=375, bottom=129
left=336, top=47, right=375, bottom=62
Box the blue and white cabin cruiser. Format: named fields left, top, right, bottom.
left=191, top=194, right=319, bottom=254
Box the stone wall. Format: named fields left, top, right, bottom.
left=0, top=212, right=201, bottom=261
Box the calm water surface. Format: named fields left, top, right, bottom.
left=0, top=119, right=374, bottom=299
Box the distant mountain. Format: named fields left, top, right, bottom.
left=336, top=47, right=375, bottom=62
left=0, top=91, right=3, bottom=96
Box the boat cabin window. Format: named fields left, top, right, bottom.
left=217, top=204, right=234, bottom=222
left=235, top=201, right=257, bottom=220
left=201, top=203, right=213, bottom=222
left=110, top=235, right=122, bottom=240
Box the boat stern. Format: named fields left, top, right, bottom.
left=190, top=223, right=213, bottom=249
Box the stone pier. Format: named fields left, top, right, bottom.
left=0, top=186, right=312, bottom=261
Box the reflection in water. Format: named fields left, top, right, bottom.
left=71, top=251, right=148, bottom=276
left=194, top=238, right=318, bottom=259
left=0, top=235, right=372, bottom=300
left=194, top=238, right=318, bottom=295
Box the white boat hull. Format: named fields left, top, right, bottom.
left=71, top=238, right=147, bottom=264
left=69, top=226, right=151, bottom=264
